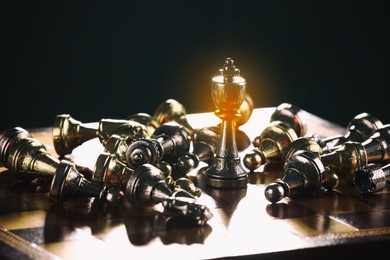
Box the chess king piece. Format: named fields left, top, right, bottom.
left=204, top=57, right=248, bottom=189
left=242, top=120, right=299, bottom=171
left=264, top=150, right=339, bottom=203
left=124, top=164, right=213, bottom=225
left=252, top=103, right=308, bottom=147
left=125, top=122, right=191, bottom=169
left=0, top=127, right=93, bottom=181
left=353, top=162, right=390, bottom=194
left=174, top=126, right=220, bottom=177
left=52, top=114, right=150, bottom=156
left=318, top=112, right=383, bottom=152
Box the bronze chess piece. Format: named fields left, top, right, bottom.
left=318, top=112, right=383, bottom=152
left=204, top=57, right=248, bottom=189
left=125, top=122, right=191, bottom=169
left=124, top=164, right=212, bottom=225
left=353, top=162, right=390, bottom=194
left=52, top=114, right=150, bottom=156
left=264, top=150, right=339, bottom=203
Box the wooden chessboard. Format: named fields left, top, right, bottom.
left=1, top=107, right=389, bottom=259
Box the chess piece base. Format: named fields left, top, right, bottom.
left=205, top=157, right=248, bottom=189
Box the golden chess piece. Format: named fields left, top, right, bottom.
left=52, top=114, right=149, bottom=156
left=204, top=57, right=248, bottom=189
left=125, top=122, right=191, bottom=169
left=0, top=127, right=93, bottom=181
left=50, top=160, right=124, bottom=207
left=321, top=124, right=390, bottom=184
left=153, top=99, right=196, bottom=137
left=318, top=112, right=383, bottom=152
left=281, top=135, right=324, bottom=162
left=92, top=152, right=134, bottom=190
left=243, top=120, right=298, bottom=171
left=124, top=164, right=212, bottom=225
left=0, top=126, right=32, bottom=167
left=252, top=103, right=307, bottom=147
left=264, top=150, right=339, bottom=203
left=174, top=126, right=220, bottom=177
left=353, top=162, right=390, bottom=194
left=126, top=112, right=161, bottom=137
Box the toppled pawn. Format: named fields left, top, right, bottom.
left=153, top=99, right=196, bottom=138
left=265, top=150, right=339, bottom=203
left=321, top=124, right=390, bottom=184
left=125, top=122, right=191, bottom=169
left=0, top=127, right=93, bottom=181
left=50, top=160, right=124, bottom=207
left=174, top=126, right=220, bottom=177
left=124, top=164, right=212, bottom=225
left=0, top=127, right=32, bottom=167
left=353, top=163, right=390, bottom=194
left=52, top=114, right=150, bottom=156
left=318, top=112, right=383, bottom=152
left=243, top=120, right=299, bottom=171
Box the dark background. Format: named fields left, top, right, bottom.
left=1, top=1, right=388, bottom=131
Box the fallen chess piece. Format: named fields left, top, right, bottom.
left=124, top=164, right=213, bottom=225
left=353, top=162, right=390, bottom=194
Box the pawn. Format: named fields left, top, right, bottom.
left=153, top=99, right=196, bottom=137
left=0, top=126, right=32, bottom=167
left=124, top=164, right=213, bottom=225
left=0, top=127, right=93, bottom=181
left=321, top=124, right=390, bottom=184
left=125, top=122, right=191, bottom=169
left=92, top=152, right=134, bottom=190
left=174, top=126, right=220, bottom=177
left=50, top=160, right=124, bottom=207
left=318, top=112, right=383, bottom=152
left=243, top=120, right=298, bottom=171
left=353, top=162, right=390, bottom=194
left=52, top=114, right=149, bottom=156
left=265, top=150, right=339, bottom=203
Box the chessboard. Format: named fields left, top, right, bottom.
left=1, top=107, right=389, bottom=260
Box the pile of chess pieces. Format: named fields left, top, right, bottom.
left=0, top=58, right=389, bottom=227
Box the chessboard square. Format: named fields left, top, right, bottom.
left=332, top=210, right=390, bottom=230
left=265, top=201, right=317, bottom=219
left=0, top=197, right=38, bottom=213
left=0, top=210, right=46, bottom=230
left=355, top=193, right=390, bottom=210
left=281, top=214, right=356, bottom=237
left=295, top=193, right=373, bottom=215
